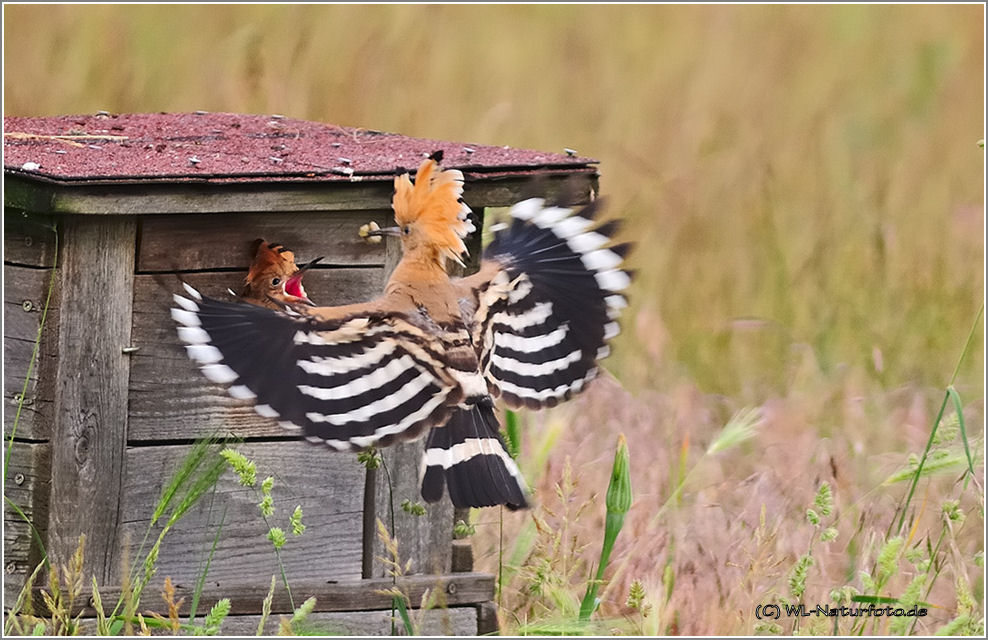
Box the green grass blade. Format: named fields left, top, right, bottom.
left=946, top=386, right=975, bottom=477
left=154, top=437, right=214, bottom=526
left=895, top=390, right=949, bottom=536
left=393, top=594, right=414, bottom=635
left=189, top=501, right=227, bottom=624
left=3, top=494, right=50, bottom=570
left=947, top=304, right=983, bottom=386
left=504, top=409, right=521, bottom=458
left=894, top=304, right=983, bottom=535
left=850, top=594, right=936, bottom=608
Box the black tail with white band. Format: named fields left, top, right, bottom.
left=420, top=400, right=528, bottom=510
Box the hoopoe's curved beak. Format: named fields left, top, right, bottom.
left=359, top=221, right=400, bottom=243
left=283, top=256, right=323, bottom=306
left=367, top=226, right=401, bottom=237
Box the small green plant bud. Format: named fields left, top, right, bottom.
left=876, top=536, right=904, bottom=583
left=220, top=448, right=256, bottom=487
left=258, top=494, right=274, bottom=518
left=401, top=499, right=426, bottom=516
left=357, top=448, right=382, bottom=470
left=290, top=505, right=306, bottom=536
left=606, top=434, right=632, bottom=515
left=942, top=499, right=965, bottom=523
left=267, top=527, right=286, bottom=549
left=453, top=519, right=476, bottom=538
left=788, top=553, right=814, bottom=600
left=814, top=482, right=834, bottom=517
left=204, top=598, right=231, bottom=631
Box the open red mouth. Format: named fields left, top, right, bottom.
left=285, top=272, right=306, bottom=299
left=283, top=256, right=323, bottom=305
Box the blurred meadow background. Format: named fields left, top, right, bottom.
left=4, top=3, right=984, bottom=635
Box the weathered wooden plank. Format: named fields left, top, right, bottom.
left=52, top=182, right=398, bottom=215
left=49, top=216, right=136, bottom=581
left=6, top=172, right=597, bottom=216
left=451, top=539, right=474, bottom=573
left=33, top=608, right=478, bottom=637
left=4, top=265, right=59, bottom=440
left=3, top=442, right=51, bottom=603
left=127, top=268, right=385, bottom=441
left=35, top=572, right=494, bottom=617
left=221, top=606, right=478, bottom=636
left=462, top=172, right=598, bottom=207
left=3, top=179, right=59, bottom=218
left=3, top=210, right=57, bottom=267
left=137, top=210, right=393, bottom=271
left=372, top=441, right=455, bottom=577
left=476, top=601, right=500, bottom=636
left=112, top=441, right=366, bottom=588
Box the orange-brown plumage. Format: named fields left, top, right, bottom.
left=242, top=240, right=319, bottom=309
left=392, top=154, right=474, bottom=271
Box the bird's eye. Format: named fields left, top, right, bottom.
left=271, top=277, right=281, bottom=286
left=402, top=226, right=411, bottom=235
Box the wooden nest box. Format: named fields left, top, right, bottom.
left=3, top=112, right=597, bottom=634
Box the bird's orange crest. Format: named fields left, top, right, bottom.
left=392, top=152, right=474, bottom=266
left=245, top=240, right=298, bottom=287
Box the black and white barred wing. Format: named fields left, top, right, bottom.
left=469, top=198, right=631, bottom=409
left=171, top=285, right=458, bottom=450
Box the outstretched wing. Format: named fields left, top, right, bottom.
left=172, top=285, right=461, bottom=450
left=460, top=198, right=631, bottom=409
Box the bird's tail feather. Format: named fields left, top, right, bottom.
left=420, top=401, right=528, bottom=510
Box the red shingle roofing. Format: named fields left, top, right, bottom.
left=3, top=112, right=596, bottom=185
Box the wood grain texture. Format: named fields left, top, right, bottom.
left=372, top=441, right=455, bottom=578
left=6, top=173, right=596, bottom=216
left=223, top=606, right=478, bottom=636
left=476, top=600, right=500, bottom=636
left=113, top=441, right=366, bottom=587
left=4, top=265, right=59, bottom=441
left=36, top=572, right=494, bottom=617
left=3, top=211, right=57, bottom=267
left=137, top=211, right=393, bottom=271
left=55, top=608, right=478, bottom=637
left=451, top=539, right=474, bottom=573
left=49, top=216, right=136, bottom=581
left=50, top=182, right=399, bottom=215
left=3, top=442, right=51, bottom=603
left=461, top=172, right=598, bottom=207
left=128, top=268, right=385, bottom=441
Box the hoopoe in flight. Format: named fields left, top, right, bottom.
left=172, top=151, right=631, bottom=509
left=240, top=239, right=322, bottom=310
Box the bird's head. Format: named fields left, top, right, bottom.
left=370, top=151, right=475, bottom=270
left=243, top=240, right=322, bottom=307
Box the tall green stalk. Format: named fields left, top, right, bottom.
left=579, top=433, right=632, bottom=620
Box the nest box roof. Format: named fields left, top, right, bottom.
left=3, top=112, right=597, bottom=186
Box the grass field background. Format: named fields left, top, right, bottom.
left=4, top=4, right=984, bottom=635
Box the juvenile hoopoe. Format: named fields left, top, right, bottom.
left=172, top=151, right=632, bottom=509
left=241, top=239, right=322, bottom=310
